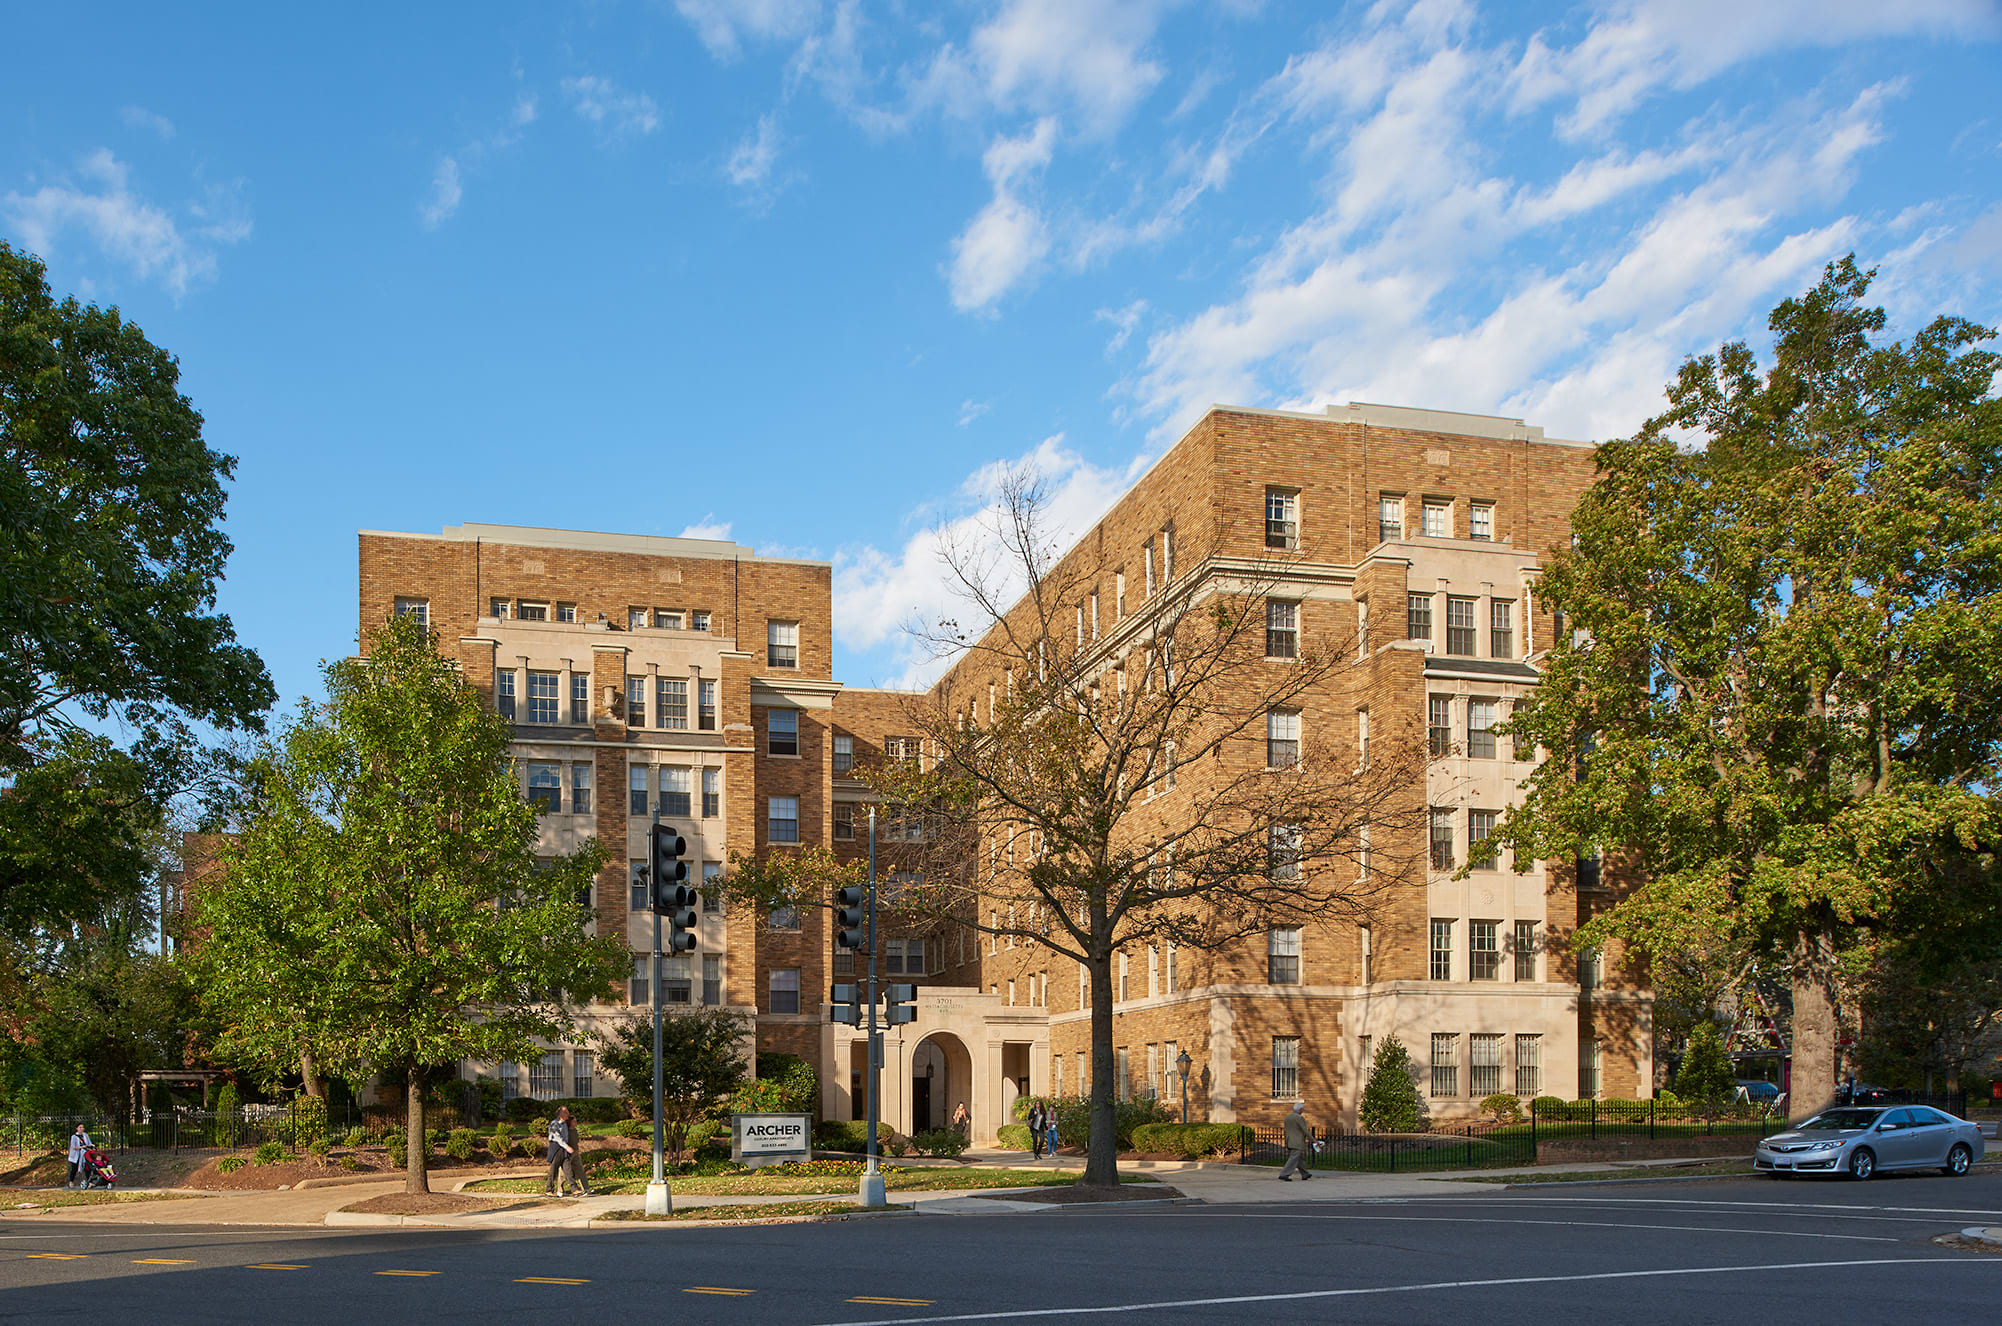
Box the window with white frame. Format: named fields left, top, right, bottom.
left=1269, top=823, right=1301, bottom=882
left=1359, top=924, right=1372, bottom=983
left=1514, top=920, right=1537, bottom=981
left=627, top=607, right=647, bottom=632
left=1266, top=600, right=1298, bottom=658
left=573, top=1050, right=596, bottom=1097
left=1054, top=1055, right=1064, bottom=1098
left=1162, top=524, right=1174, bottom=581
left=1143, top=542, right=1154, bottom=596
left=768, top=795, right=799, bottom=844
left=1145, top=1043, right=1160, bottom=1098
left=1446, top=596, right=1477, bottom=655
left=570, top=762, right=591, bottom=814
left=1118, top=951, right=1129, bottom=1001
left=1469, top=920, right=1500, bottom=980
left=1407, top=591, right=1432, bottom=642
left=629, top=766, right=648, bottom=816
left=768, top=903, right=799, bottom=931
left=1422, top=500, right=1451, bottom=538
left=1357, top=1036, right=1372, bottom=1079
left=495, top=670, right=516, bottom=721
left=656, top=677, right=688, bottom=730
left=1360, top=821, right=1372, bottom=879
left=629, top=957, right=652, bottom=1005
left=767, top=620, right=799, bottom=668
left=570, top=673, right=589, bottom=724
left=555, top=602, right=577, bottom=623
left=702, top=767, right=720, bottom=818
left=1430, top=1033, right=1458, bottom=1096
left=1469, top=809, right=1500, bottom=868
left=498, top=1060, right=520, bottom=1101
left=393, top=597, right=429, bottom=626
left=832, top=734, right=854, bottom=775
left=628, top=861, right=647, bottom=912
left=1490, top=599, right=1514, bottom=658
left=526, top=671, right=558, bottom=724
left=1147, top=944, right=1159, bottom=997
left=1470, top=502, right=1494, bottom=541
left=1165, top=940, right=1178, bottom=993
left=691, top=610, right=710, bottom=631
left=661, top=767, right=691, bottom=818
left=1268, top=926, right=1302, bottom=984
left=653, top=609, right=682, bottom=630
left=769, top=968, right=800, bottom=1014
left=1470, top=1033, right=1502, bottom=1096
left=702, top=953, right=721, bottom=1006
left=1468, top=699, right=1498, bottom=758
left=1429, top=919, right=1453, bottom=980
left=697, top=678, right=717, bottom=730
left=1267, top=709, right=1300, bottom=767
left=1515, top=1034, right=1541, bottom=1097
left=624, top=676, right=645, bottom=726
left=1265, top=488, right=1299, bottom=550
left=1378, top=494, right=1404, bottom=543
left=768, top=709, right=798, bottom=756
left=701, top=862, right=723, bottom=914
left=1271, top=1036, right=1300, bottom=1099
left=663, top=954, right=692, bottom=1004
left=1430, top=808, right=1455, bottom=871
left=492, top=598, right=512, bottom=620
left=1428, top=696, right=1453, bottom=757
left=526, top=762, right=560, bottom=813
left=518, top=601, right=548, bottom=622
left=832, top=803, right=853, bottom=840
left=1357, top=707, right=1370, bottom=765
left=1581, top=1038, right=1602, bottom=1098
left=531, top=1051, right=563, bottom=1098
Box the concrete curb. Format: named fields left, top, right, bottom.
left=1956, top=1226, right=2002, bottom=1252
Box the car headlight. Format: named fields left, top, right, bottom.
left=1808, top=1141, right=1840, bottom=1151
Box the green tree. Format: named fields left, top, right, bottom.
left=594, top=1007, right=751, bottom=1164
left=1498, top=258, right=2002, bottom=1117
left=1358, top=1037, right=1425, bottom=1133
left=1674, top=1021, right=1736, bottom=1114
left=188, top=614, right=624, bottom=1193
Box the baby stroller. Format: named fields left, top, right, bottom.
left=79, top=1147, right=117, bottom=1190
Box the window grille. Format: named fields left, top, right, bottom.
left=496, top=670, right=516, bottom=721
left=1471, top=503, right=1494, bottom=540
left=531, top=1052, right=563, bottom=1098
left=1430, top=1033, right=1458, bottom=1096
left=767, top=620, right=799, bottom=668
left=661, top=767, right=691, bottom=818
left=1469, top=810, right=1499, bottom=868
left=1378, top=496, right=1403, bottom=543
left=1265, top=488, right=1298, bottom=549
left=1271, top=1037, right=1299, bottom=1099
left=1428, top=696, right=1453, bottom=757
left=1429, top=808, right=1455, bottom=871
left=1422, top=502, right=1451, bottom=537
left=1514, top=920, right=1538, bottom=981
left=1471, top=1034, right=1502, bottom=1096
left=573, top=1051, right=595, bottom=1098
left=1468, top=699, right=1497, bottom=759
left=1515, top=1034, right=1541, bottom=1097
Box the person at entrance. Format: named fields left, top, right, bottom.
left=1027, top=1099, right=1047, bottom=1158
left=951, top=1102, right=969, bottom=1138
left=1278, top=1100, right=1314, bottom=1180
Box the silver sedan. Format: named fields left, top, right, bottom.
left=1754, top=1105, right=1986, bottom=1180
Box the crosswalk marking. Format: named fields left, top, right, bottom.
left=686, top=1285, right=756, bottom=1295
left=517, top=1276, right=589, bottom=1285
left=849, top=1296, right=935, bottom=1306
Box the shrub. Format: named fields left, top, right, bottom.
left=995, top=1123, right=1034, bottom=1151
left=885, top=1138, right=909, bottom=1156
left=613, top=1118, right=650, bottom=1140
left=525, top=1135, right=547, bottom=1158
left=215, top=1083, right=240, bottom=1116
left=685, top=1119, right=725, bottom=1151
left=910, top=1128, right=970, bottom=1158
left=1653, top=1089, right=1683, bottom=1112
left=492, top=1122, right=516, bottom=1149
left=732, top=1053, right=820, bottom=1119
left=292, top=1094, right=328, bottom=1146
left=528, top=1116, right=549, bottom=1140
left=309, top=1138, right=332, bottom=1163
left=1479, top=1094, right=1521, bottom=1124
left=1675, top=1022, right=1735, bottom=1112
left=341, top=1126, right=368, bottom=1149
left=1530, top=1095, right=1568, bottom=1120
left=253, top=1141, right=286, bottom=1166
left=488, top=1134, right=515, bottom=1158
left=1129, top=1122, right=1240, bottom=1158
left=339, top=1156, right=360, bottom=1172
left=424, top=1128, right=441, bottom=1152
left=216, top=1156, right=246, bottom=1174
left=386, top=1133, right=407, bottom=1168
left=1359, top=1037, right=1426, bottom=1133
left=445, top=1129, right=476, bottom=1161
left=814, top=1120, right=871, bottom=1152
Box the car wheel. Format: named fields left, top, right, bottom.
left=1847, top=1148, right=1876, bottom=1181
left=1943, top=1144, right=1971, bottom=1177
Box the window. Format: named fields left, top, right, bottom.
left=702, top=954, right=721, bottom=1006
left=1147, top=945, right=1160, bottom=997
left=1469, top=810, right=1499, bottom=868
left=1359, top=821, right=1372, bottom=878
left=1265, top=488, right=1298, bottom=549
left=1515, top=1034, right=1541, bottom=1097
left=1115, top=571, right=1126, bottom=619
left=495, top=669, right=516, bottom=721
left=768, top=796, right=799, bottom=844
left=1359, top=925, right=1372, bottom=984
left=1165, top=940, right=1178, bottom=993
left=887, top=938, right=924, bottom=974
left=1007, top=979, right=1016, bottom=1006
left=1268, top=824, right=1301, bottom=882
left=833, top=804, right=854, bottom=840
left=1357, top=1036, right=1372, bottom=1079
left=661, top=767, right=691, bottom=818
left=1144, top=1043, right=1159, bottom=1098
left=1268, top=927, right=1302, bottom=984
left=1430, top=919, right=1453, bottom=980
left=884, top=735, right=917, bottom=765
left=531, top=1052, right=563, bottom=1098
left=1490, top=599, right=1514, bottom=658
left=1266, top=600, right=1298, bottom=658
left=1118, top=952, right=1129, bottom=1001
left=1578, top=948, right=1601, bottom=990
left=1143, top=542, right=1154, bottom=596
left=1468, top=699, right=1497, bottom=759
left=1356, top=708, right=1369, bottom=765
left=524, top=671, right=557, bottom=724
left=768, top=709, right=798, bottom=756
left=1265, top=710, right=1300, bottom=767
left=1378, top=495, right=1403, bottom=543
left=769, top=905, right=799, bottom=931
left=1469, top=920, right=1500, bottom=980
left=1514, top=920, right=1538, bottom=981
left=701, top=768, right=720, bottom=818
left=1429, top=808, right=1455, bottom=871
left=691, top=611, right=711, bottom=632
left=1446, top=596, right=1477, bottom=655
left=1407, top=592, right=1431, bottom=642
left=629, top=766, right=648, bottom=816
left=653, top=609, right=682, bottom=630
left=1422, top=500, right=1451, bottom=538
left=1471, top=1034, right=1502, bottom=1097
left=1581, top=1038, right=1602, bottom=1099
left=1054, top=1055, right=1064, bottom=1098
left=556, top=602, right=577, bottom=623
left=656, top=677, right=688, bottom=730
left=1470, top=502, right=1494, bottom=541
left=628, top=861, right=647, bottom=912
left=573, top=1051, right=595, bottom=1098
left=1162, top=525, right=1174, bottom=581
left=625, top=676, right=645, bottom=727
left=768, top=620, right=799, bottom=669
left=527, top=762, right=560, bottom=813
left=498, top=1060, right=520, bottom=1101
left=627, top=607, right=647, bottom=632
left=1117, top=1047, right=1131, bottom=1101
left=518, top=601, right=548, bottom=622
left=697, top=679, right=717, bottom=731
left=769, top=969, right=800, bottom=1014
left=833, top=734, right=854, bottom=776
left=1272, top=1036, right=1301, bottom=1099
left=393, top=597, right=429, bottom=626
left=492, top=598, right=513, bottom=620
left=570, top=673, right=589, bottom=724
left=1356, top=597, right=1369, bottom=656
left=1428, top=696, right=1453, bottom=757
left=570, top=762, right=591, bottom=814
left=701, top=862, right=723, bottom=914
left=1577, top=852, right=1604, bottom=891
left=1430, top=1033, right=1458, bottom=1096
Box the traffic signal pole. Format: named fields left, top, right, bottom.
left=646, top=804, right=670, bottom=1217
left=860, top=807, right=885, bottom=1209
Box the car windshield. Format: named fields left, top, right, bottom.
left=1795, top=1109, right=1884, bottom=1131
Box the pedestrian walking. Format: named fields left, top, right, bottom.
left=1027, top=1100, right=1046, bottom=1159
left=1277, top=1100, right=1315, bottom=1181
left=951, top=1102, right=970, bottom=1138
left=544, top=1108, right=580, bottom=1194
left=561, top=1108, right=590, bottom=1196
left=1045, top=1106, right=1060, bottom=1156
left=66, top=1125, right=93, bottom=1189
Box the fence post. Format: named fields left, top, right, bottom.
left=1466, top=1125, right=1473, bottom=1168
left=1649, top=1098, right=1655, bottom=1141
left=1590, top=1098, right=1597, bottom=1141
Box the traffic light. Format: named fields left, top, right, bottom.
left=829, top=983, right=861, bottom=1025
left=885, top=983, right=917, bottom=1026
left=649, top=825, right=698, bottom=952
left=834, top=884, right=868, bottom=951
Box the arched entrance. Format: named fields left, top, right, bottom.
left=911, top=1032, right=973, bottom=1137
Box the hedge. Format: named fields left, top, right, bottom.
left=814, top=1119, right=898, bottom=1153
left=1129, top=1122, right=1240, bottom=1158
left=995, top=1123, right=1034, bottom=1151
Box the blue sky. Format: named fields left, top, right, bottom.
left=6, top=0, right=2000, bottom=713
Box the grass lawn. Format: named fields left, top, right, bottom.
left=2, top=1189, right=202, bottom=1209
left=598, top=1200, right=913, bottom=1222
left=468, top=1167, right=1158, bottom=1198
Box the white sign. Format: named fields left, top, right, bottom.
left=732, top=1113, right=811, bottom=1167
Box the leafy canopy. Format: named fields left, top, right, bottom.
left=594, top=1007, right=751, bottom=1162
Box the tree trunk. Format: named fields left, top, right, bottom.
left=300, top=1050, right=324, bottom=1099
left=405, top=1063, right=429, bottom=1195
left=1083, top=949, right=1120, bottom=1188
left=1789, top=924, right=1840, bottom=1121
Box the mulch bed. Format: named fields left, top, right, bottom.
left=975, top=1184, right=1185, bottom=1204
left=341, top=1192, right=555, bottom=1216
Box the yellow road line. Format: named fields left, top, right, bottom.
left=517, top=1276, right=590, bottom=1285
left=849, top=1297, right=936, bottom=1306
left=26, top=1253, right=86, bottom=1260
left=132, top=1258, right=196, bottom=1265
left=247, top=1264, right=308, bottom=1270
left=375, top=1269, right=438, bottom=1277
left=685, top=1286, right=755, bottom=1295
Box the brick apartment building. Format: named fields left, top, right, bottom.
left=358, top=401, right=1650, bottom=1137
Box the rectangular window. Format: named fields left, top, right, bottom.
left=573, top=1050, right=595, bottom=1098
left=1514, top=920, right=1538, bottom=981
left=1165, top=941, right=1178, bottom=992
left=691, top=610, right=711, bottom=632
left=1468, top=699, right=1497, bottom=759
left=767, top=620, right=799, bottom=669
left=492, top=598, right=513, bottom=620
left=1271, top=1036, right=1300, bottom=1100
left=1357, top=1037, right=1372, bottom=1080
left=1143, top=543, right=1154, bottom=596
left=832, top=804, right=854, bottom=840
left=1356, top=708, right=1369, bottom=765
left=1577, top=853, right=1604, bottom=892
left=1266, top=600, right=1298, bottom=659
left=495, top=670, right=516, bottom=721
left=1446, top=597, right=1477, bottom=655
left=1470, top=1033, right=1502, bottom=1097
left=1145, top=1043, right=1159, bottom=1098
left=768, top=708, right=798, bottom=756
left=1490, top=599, right=1514, bottom=659
left=524, top=671, right=557, bottom=724
left=393, top=597, right=429, bottom=626
left=498, top=1060, right=520, bottom=1101
left=555, top=602, right=577, bottom=623
left=701, top=768, right=720, bottom=819
left=661, top=767, right=691, bottom=818
left=570, top=762, right=591, bottom=814
left=1407, top=592, right=1432, bottom=642
left=1378, top=495, right=1403, bottom=543
left=1428, top=696, right=1453, bottom=757
left=656, top=677, right=688, bottom=730
left=1422, top=500, right=1451, bottom=538
left=769, top=969, right=800, bottom=1015
left=524, top=762, right=560, bottom=813
left=832, top=734, right=854, bottom=775
left=1359, top=925, right=1372, bottom=984
left=629, top=766, right=648, bottom=816
left=1469, top=920, right=1500, bottom=980
left=629, top=956, right=650, bottom=1005
left=1430, top=1033, right=1458, bottom=1097
left=1471, top=502, right=1494, bottom=541
left=627, top=607, right=647, bottom=632
left=653, top=609, right=682, bottom=631
left=884, top=734, right=917, bottom=765
left=1268, top=824, right=1301, bottom=883
left=1578, top=948, right=1600, bottom=991
left=518, top=601, right=548, bottom=622
left=570, top=672, right=589, bottom=724
left=768, top=796, right=799, bottom=845
left=1469, top=810, right=1499, bottom=868
left=1266, top=709, right=1300, bottom=768
left=625, top=676, right=645, bottom=727
left=1118, top=952, right=1128, bottom=1001
left=1581, top=1038, right=1602, bottom=1099
left=701, top=862, right=723, bottom=914
left=769, top=904, right=800, bottom=931
left=1116, top=1047, right=1131, bottom=1102
left=702, top=953, right=721, bottom=1006
left=1265, top=488, right=1298, bottom=550
left=1430, top=919, right=1453, bottom=981
left=697, top=679, right=717, bottom=731
left=1162, top=525, right=1174, bottom=581
left=1515, top=1034, right=1541, bottom=1097
left=530, top=1051, right=563, bottom=1098
left=663, top=957, right=692, bottom=1005
left=1054, top=1055, right=1064, bottom=1098
left=1268, top=926, right=1302, bottom=984
left=1429, top=808, right=1455, bottom=871
left=628, top=861, right=647, bottom=912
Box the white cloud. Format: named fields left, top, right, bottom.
left=2, top=149, right=247, bottom=297
left=968, top=0, right=1168, bottom=136
left=1096, top=299, right=1148, bottom=355
left=674, top=0, right=820, bottom=60
left=947, top=118, right=1057, bottom=312
left=678, top=517, right=734, bottom=540
left=120, top=105, right=175, bottom=139
left=512, top=94, right=539, bottom=127
left=726, top=113, right=786, bottom=206
left=563, top=76, right=662, bottom=138
left=418, top=157, right=462, bottom=229
left=958, top=399, right=993, bottom=427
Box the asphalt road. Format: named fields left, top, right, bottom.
left=5, top=1172, right=2002, bottom=1324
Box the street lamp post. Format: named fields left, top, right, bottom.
left=1177, top=1050, right=1193, bottom=1124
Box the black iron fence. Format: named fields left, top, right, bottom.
left=3, top=1103, right=479, bottom=1156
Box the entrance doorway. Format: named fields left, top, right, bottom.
left=910, top=1032, right=973, bottom=1138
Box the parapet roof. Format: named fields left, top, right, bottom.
left=361, top=523, right=828, bottom=567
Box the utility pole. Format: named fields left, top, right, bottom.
left=859, top=806, right=885, bottom=1208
